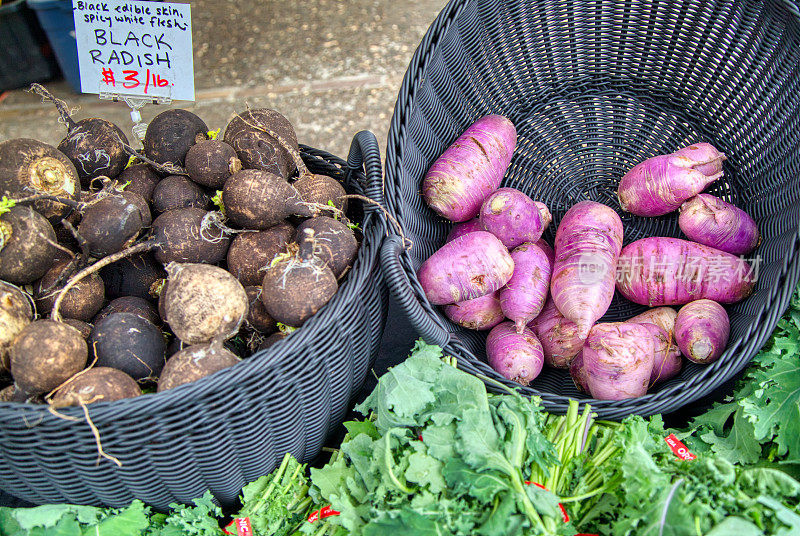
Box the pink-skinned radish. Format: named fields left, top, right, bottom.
left=418, top=231, right=514, bottom=305
left=529, top=297, right=583, bottom=369
left=679, top=194, right=760, bottom=256
left=628, top=307, right=678, bottom=335
left=674, top=299, right=730, bottom=364
left=500, top=242, right=552, bottom=332
left=583, top=322, right=655, bottom=400
left=535, top=238, right=555, bottom=268
left=569, top=350, right=589, bottom=394
left=486, top=321, right=544, bottom=386
left=638, top=322, right=682, bottom=385
left=551, top=201, right=624, bottom=339
left=445, top=218, right=484, bottom=243
left=616, top=237, right=755, bottom=306
left=479, top=188, right=551, bottom=248
left=422, top=114, right=517, bottom=222
left=617, top=143, right=726, bottom=216
left=442, top=290, right=504, bottom=331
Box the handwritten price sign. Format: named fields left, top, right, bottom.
left=72, top=0, right=194, bottom=101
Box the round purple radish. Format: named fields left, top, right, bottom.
left=479, top=188, right=551, bottom=248
left=583, top=322, right=655, bottom=400
left=445, top=218, right=484, bottom=243
left=422, top=114, right=517, bottom=222
left=616, top=237, right=755, bottom=306
left=637, top=322, right=682, bottom=385
left=569, top=350, right=589, bottom=394
left=671, top=142, right=726, bottom=176
left=679, top=194, right=760, bottom=256
left=418, top=231, right=514, bottom=305
left=500, top=242, right=552, bottom=332
left=617, top=143, right=726, bottom=216
left=674, top=299, right=730, bottom=364
left=627, top=307, right=678, bottom=335
left=486, top=321, right=544, bottom=386
left=442, top=291, right=504, bottom=331
left=551, top=201, right=624, bottom=339
left=529, top=297, right=583, bottom=369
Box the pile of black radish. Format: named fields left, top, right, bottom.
left=419, top=114, right=759, bottom=400
left=0, top=88, right=361, bottom=409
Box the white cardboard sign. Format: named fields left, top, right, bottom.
left=72, top=0, right=194, bottom=101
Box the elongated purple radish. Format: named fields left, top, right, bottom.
left=418, top=231, right=514, bottom=305
left=479, top=188, right=551, bottom=248
left=442, top=290, right=503, bottom=331
left=627, top=307, right=678, bottom=335
left=679, top=194, right=760, bottom=255
left=551, top=201, right=624, bottom=339
left=617, top=143, right=726, bottom=216
left=535, top=238, right=555, bottom=269
left=569, top=350, right=588, bottom=393
left=445, top=218, right=483, bottom=243
left=616, top=237, right=755, bottom=306
left=637, top=322, right=682, bottom=385
left=529, top=297, right=583, bottom=369
left=486, top=321, right=544, bottom=386
left=674, top=299, right=730, bottom=364
left=672, top=142, right=726, bottom=176
left=583, top=322, right=655, bottom=400
left=500, top=242, right=551, bottom=332
left=422, top=114, right=517, bottom=222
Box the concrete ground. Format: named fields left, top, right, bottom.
left=0, top=0, right=448, bottom=160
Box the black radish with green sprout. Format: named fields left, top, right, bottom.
left=185, top=139, right=241, bottom=188
left=260, top=228, right=337, bottom=327
left=0, top=203, right=58, bottom=284
left=144, top=109, right=208, bottom=167
left=226, top=222, right=294, bottom=287
left=0, top=138, right=81, bottom=223
left=116, top=163, right=160, bottom=203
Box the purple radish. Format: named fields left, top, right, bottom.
left=486, top=321, right=544, bottom=386
left=479, top=188, right=551, bottom=248
left=616, top=237, right=755, bottom=306
left=422, top=115, right=517, bottom=222
left=529, top=297, right=583, bottom=369
left=500, top=242, right=552, bottom=333
left=675, top=299, right=730, bottom=364
left=638, top=322, right=682, bottom=385
left=442, top=291, right=504, bottom=331
left=535, top=238, right=555, bottom=269
left=617, top=143, right=726, bottom=216
left=551, top=201, right=624, bottom=339
left=679, top=194, right=760, bottom=256
left=418, top=231, right=514, bottom=305
left=446, top=218, right=484, bottom=243
left=583, top=322, right=655, bottom=400
left=672, top=142, right=726, bottom=176
left=628, top=307, right=678, bottom=335
left=569, top=350, right=589, bottom=394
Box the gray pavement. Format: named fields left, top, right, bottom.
left=0, top=0, right=448, bottom=161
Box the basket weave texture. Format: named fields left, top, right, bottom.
left=0, top=137, right=389, bottom=509
left=382, top=0, right=800, bottom=419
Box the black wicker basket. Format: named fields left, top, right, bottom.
left=381, top=0, right=800, bottom=420
left=0, top=133, right=388, bottom=508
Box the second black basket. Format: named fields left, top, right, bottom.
left=381, top=0, right=800, bottom=419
